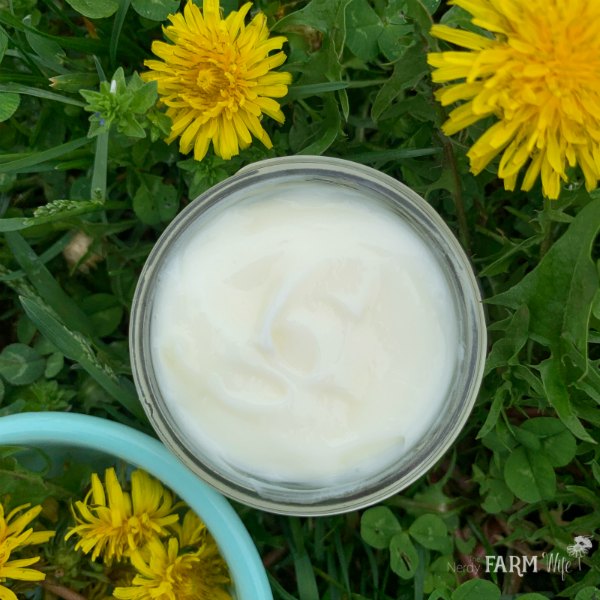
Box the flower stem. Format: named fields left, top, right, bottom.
left=90, top=131, right=109, bottom=203
left=41, top=581, right=88, bottom=600
left=441, top=135, right=471, bottom=252
left=539, top=198, right=553, bottom=258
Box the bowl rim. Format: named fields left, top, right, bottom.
left=0, top=411, right=272, bottom=600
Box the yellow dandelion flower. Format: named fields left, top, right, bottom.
left=142, top=0, right=292, bottom=161
left=0, top=502, right=55, bottom=600
left=168, top=509, right=207, bottom=549
left=65, top=468, right=179, bottom=564
left=113, top=535, right=232, bottom=600
left=428, top=0, right=600, bottom=199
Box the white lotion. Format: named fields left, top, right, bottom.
left=150, top=181, right=459, bottom=486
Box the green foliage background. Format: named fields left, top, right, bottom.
left=0, top=0, right=599, bottom=598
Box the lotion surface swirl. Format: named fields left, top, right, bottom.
left=150, top=181, right=459, bottom=486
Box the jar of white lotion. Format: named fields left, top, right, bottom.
left=130, top=156, right=486, bottom=516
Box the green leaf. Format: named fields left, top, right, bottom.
left=0, top=399, right=26, bottom=417
left=360, top=506, right=402, bottom=549
left=44, top=352, right=64, bottom=378
left=378, top=23, right=414, bottom=62
left=79, top=88, right=103, bottom=104
left=513, top=427, right=541, bottom=451
left=451, top=579, right=501, bottom=600
left=218, top=0, right=238, bottom=15
left=539, top=357, right=595, bottom=443
left=65, top=0, right=119, bottom=18
left=420, top=0, right=441, bottom=13
left=484, top=305, right=529, bottom=375
left=0, top=92, right=20, bottom=122
left=564, top=340, right=600, bottom=405
left=133, top=175, right=179, bottom=226
left=592, top=461, right=600, bottom=486
left=23, top=16, right=65, bottom=66
left=129, top=79, right=158, bottom=113
left=504, top=446, right=556, bottom=503
left=428, top=590, right=451, bottom=600
left=565, top=485, right=600, bottom=509
left=298, top=95, right=340, bottom=155
left=520, top=417, right=577, bottom=467
left=17, top=314, right=36, bottom=345
left=19, top=295, right=145, bottom=421
left=372, top=62, right=406, bottom=122
left=338, top=87, right=349, bottom=121
left=489, top=198, right=600, bottom=357
left=481, top=478, right=513, bottom=514
left=372, top=44, right=428, bottom=121
left=454, top=534, right=476, bottom=555
left=389, top=532, right=419, bottom=579
left=593, top=283, right=600, bottom=320
left=408, top=514, right=450, bottom=552
left=0, top=454, right=57, bottom=504
left=377, top=3, right=414, bottom=62
left=0, top=28, right=8, bottom=63
left=276, top=0, right=351, bottom=56
left=575, top=588, right=600, bottom=600
left=345, top=0, right=382, bottom=61
left=132, top=0, right=179, bottom=21
left=120, top=114, right=146, bottom=138
left=0, top=343, right=45, bottom=385
left=81, top=294, right=123, bottom=337
left=403, top=0, right=435, bottom=35
left=477, top=382, right=509, bottom=439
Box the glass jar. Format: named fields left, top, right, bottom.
left=130, top=156, right=487, bottom=516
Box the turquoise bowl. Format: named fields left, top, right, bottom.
left=0, top=411, right=272, bottom=600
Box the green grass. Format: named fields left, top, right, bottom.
left=0, top=0, right=599, bottom=599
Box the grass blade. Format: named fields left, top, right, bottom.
left=0, top=231, right=74, bottom=281
left=5, top=231, right=94, bottom=335
left=0, top=83, right=85, bottom=107
left=19, top=294, right=146, bottom=421
left=0, top=137, right=91, bottom=173
left=110, top=0, right=132, bottom=65
left=344, top=147, right=442, bottom=163
left=0, top=73, right=45, bottom=84
left=285, top=81, right=349, bottom=101
left=0, top=10, right=106, bottom=53
left=334, top=529, right=352, bottom=594
left=288, top=518, right=320, bottom=600
left=268, top=575, right=300, bottom=600
left=0, top=199, right=106, bottom=232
